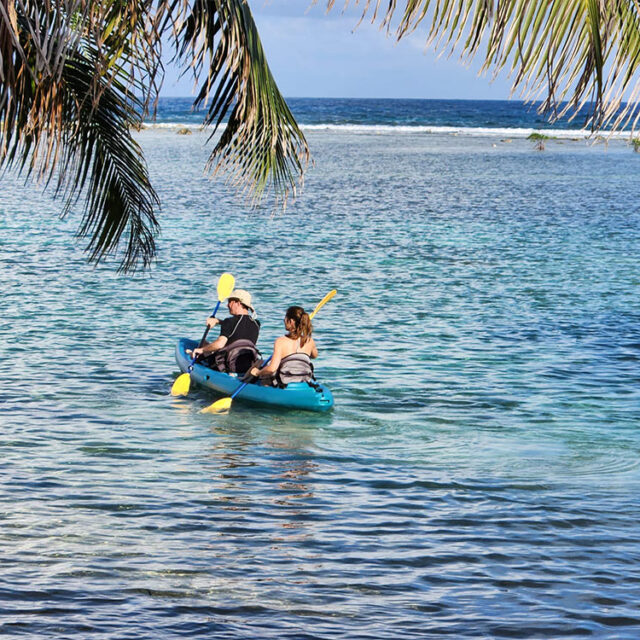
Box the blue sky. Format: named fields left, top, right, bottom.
left=161, top=1, right=514, bottom=100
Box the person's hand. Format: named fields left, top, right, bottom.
left=191, top=347, right=205, bottom=358
left=242, top=366, right=260, bottom=381
left=206, top=316, right=220, bottom=329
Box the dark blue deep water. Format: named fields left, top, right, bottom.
left=153, top=96, right=610, bottom=133
left=1, top=99, right=640, bottom=638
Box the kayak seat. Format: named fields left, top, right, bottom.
left=204, top=339, right=262, bottom=375
left=274, top=353, right=315, bottom=389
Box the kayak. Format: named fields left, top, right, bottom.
left=175, top=338, right=334, bottom=412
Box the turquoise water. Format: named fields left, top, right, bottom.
left=2, top=128, right=640, bottom=638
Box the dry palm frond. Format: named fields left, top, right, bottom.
left=331, top=0, right=640, bottom=132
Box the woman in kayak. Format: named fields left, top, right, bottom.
left=247, top=305, right=318, bottom=385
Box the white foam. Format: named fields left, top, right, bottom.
left=141, top=120, right=631, bottom=140
left=299, top=123, right=629, bottom=139
left=141, top=122, right=203, bottom=129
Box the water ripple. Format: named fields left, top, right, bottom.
left=1, top=130, right=640, bottom=637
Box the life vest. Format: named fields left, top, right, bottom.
left=211, top=339, right=261, bottom=374
left=275, top=353, right=315, bottom=388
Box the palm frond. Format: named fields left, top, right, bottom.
left=331, top=0, right=640, bottom=131
left=59, top=48, right=159, bottom=272
left=170, top=0, right=310, bottom=205
left=0, top=1, right=159, bottom=271
left=1, top=1, right=309, bottom=271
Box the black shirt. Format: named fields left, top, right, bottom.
left=219, top=315, right=260, bottom=345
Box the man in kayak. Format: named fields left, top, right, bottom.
left=189, top=289, right=260, bottom=361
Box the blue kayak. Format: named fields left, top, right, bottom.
left=175, top=338, right=334, bottom=412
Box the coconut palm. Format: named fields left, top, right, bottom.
left=2, top=1, right=640, bottom=271
left=0, top=0, right=307, bottom=271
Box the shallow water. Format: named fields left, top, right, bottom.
left=1, top=129, right=640, bottom=638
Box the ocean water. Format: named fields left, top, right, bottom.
left=2, top=99, right=640, bottom=638
left=150, top=96, right=631, bottom=138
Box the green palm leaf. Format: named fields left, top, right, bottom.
left=0, top=1, right=159, bottom=271
left=59, top=49, right=159, bottom=272
left=333, top=0, right=640, bottom=130
left=0, top=1, right=309, bottom=270
left=170, top=0, right=309, bottom=205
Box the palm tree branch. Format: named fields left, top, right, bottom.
left=172, top=0, right=309, bottom=205
left=0, top=1, right=160, bottom=271
left=334, top=0, right=640, bottom=131
left=58, top=48, right=160, bottom=271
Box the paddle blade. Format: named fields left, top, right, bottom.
left=200, top=397, right=232, bottom=414
left=171, top=372, right=191, bottom=396
left=310, top=289, right=337, bottom=319
left=217, top=273, right=235, bottom=301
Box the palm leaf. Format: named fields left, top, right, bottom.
left=0, top=1, right=309, bottom=270
left=169, top=0, right=310, bottom=205
left=0, top=1, right=159, bottom=271
left=332, top=0, right=640, bottom=131
left=59, top=49, right=159, bottom=272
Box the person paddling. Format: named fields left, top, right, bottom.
left=247, top=306, right=317, bottom=385
left=189, top=289, right=260, bottom=360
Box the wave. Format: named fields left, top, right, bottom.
left=142, top=122, right=201, bottom=129
left=141, top=121, right=631, bottom=139
left=300, top=124, right=629, bottom=139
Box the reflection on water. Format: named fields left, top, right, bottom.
left=1, top=130, right=640, bottom=637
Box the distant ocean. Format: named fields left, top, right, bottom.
left=149, top=96, right=631, bottom=139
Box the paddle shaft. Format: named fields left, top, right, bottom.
left=229, top=356, right=272, bottom=400
left=198, top=301, right=222, bottom=347
left=188, top=301, right=222, bottom=373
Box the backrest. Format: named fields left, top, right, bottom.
left=214, top=339, right=261, bottom=374
left=276, top=353, right=315, bottom=387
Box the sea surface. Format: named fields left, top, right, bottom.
left=150, top=96, right=634, bottom=138
left=1, top=98, right=640, bottom=638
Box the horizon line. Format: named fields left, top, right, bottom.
left=156, top=95, right=549, bottom=103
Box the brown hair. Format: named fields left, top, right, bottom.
left=286, top=306, right=313, bottom=345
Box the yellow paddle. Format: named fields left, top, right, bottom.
left=171, top=272, right=236, bottom=396
left=201, top=289, right=337, bottom=414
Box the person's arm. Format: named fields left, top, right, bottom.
left=190, top=334, right=228, bottom=358
left=187, top=316, right=221, bottom=357
left=309, top=338, right=318, bottom=359
left=189, top=316, right=234, bottom=357
left=249, top=337, right=285, bottom=378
